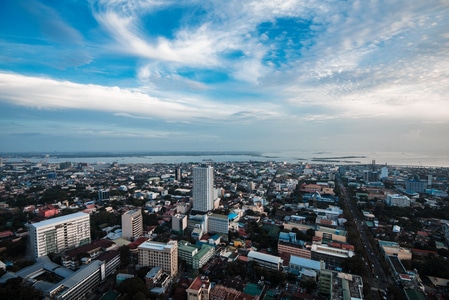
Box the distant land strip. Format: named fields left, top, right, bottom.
left=0, top=151, right=261, bottom=159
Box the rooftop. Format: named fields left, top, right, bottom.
left=247, top=251, right=283, bottom=264
left=289, top=255, right=322, bottom=270
left=31, top=212, right=89, bottom=229
left=138, top=240, right=176, bottom=251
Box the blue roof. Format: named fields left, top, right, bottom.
left=289, top=255, right=322, bottom=271
left=228, top=213, right=238, bottom=220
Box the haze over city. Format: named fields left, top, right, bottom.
left=1, top=1, right=449, bottom=155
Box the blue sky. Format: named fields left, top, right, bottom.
left=1, top=0, right=449, bottom=154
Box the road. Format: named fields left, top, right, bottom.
left=336, top=175, right=391, bottom=298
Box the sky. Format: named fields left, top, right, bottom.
left=1, top=0, right=449, bottom=155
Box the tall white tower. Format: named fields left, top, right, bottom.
left=122, top=209, right=143, bottom=239
left=193, top=166, right=214, bottom=213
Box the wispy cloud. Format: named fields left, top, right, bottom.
left=0, top=72, right=282, bottom=122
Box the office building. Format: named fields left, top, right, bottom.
left=98, top=189, right=110, bottom=201
left=363, top=170, right=379, bottom=183
left=380, top=166, right=389, bottom=179
left=29, top=212, right=91, bottom=258
left=405, top=179, right=427, bottom=193
left=311, top=244, right=354, bottom=269
left=193, top=166, right=214, bottom=213
left=385, top=194, right=412, bottom=207
left=172, top=214, right=187, bottom=235
left=175, top=167, right=182, bottom=181
left=122, top=209, right=143, bottom=239
left=138, top=240, right=178, bottom=276
left=207, top=213, right=229, bottom=234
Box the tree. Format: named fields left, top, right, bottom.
left=119, top=245, right=131, bottom=268
left=343, top=256, right=365, bottom=276
left=117, top=277, right=148, bottom=299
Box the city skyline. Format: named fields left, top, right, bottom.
left=1, top=1, right=449, bottom=154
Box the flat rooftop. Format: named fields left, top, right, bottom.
left=31, top=212, right=89, bottom=229
left=138, top=240, right=175, bottom=251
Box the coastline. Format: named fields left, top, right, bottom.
left=1, top=150, right=448, bottom=167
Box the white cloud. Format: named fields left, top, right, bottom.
left=0, top=72, right=281, bottom=122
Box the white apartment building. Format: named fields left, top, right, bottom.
left=138, top=240, right=178, bottom=276
left=29, top=212, right=91, bottom=259
left=122, top=209, right=143, bottom=239
left=385, top=194, right=411, bottom=207
left=192, top=166, right=214, bottom=213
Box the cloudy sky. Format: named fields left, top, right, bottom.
left=1, top=0, right=449, bottom=155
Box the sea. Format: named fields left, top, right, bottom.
left=2, top=150, right=449, bottom=168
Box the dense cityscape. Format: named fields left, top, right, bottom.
left=0, top=155, right=448, bottom=300
left=2, top=1, right=449, bottom=300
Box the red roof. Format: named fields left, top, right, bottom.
left=0, top=231, right=14, bottom=238
left=128, top=237, right=148, bottom=249
left=65, top=239, right=115, bottom=257
left=189, top=276, right=210, bottom=291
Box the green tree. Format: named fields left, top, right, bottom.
left=117, top=277, right=148, bottom=299
left=119, top=245, right=131, bottom=268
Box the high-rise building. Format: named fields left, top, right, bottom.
left=98, top=189, right=110, bottom=201
left=175, top=167, right=182, bottom=182
left=363, top=170, right=379, bottom=183
left=138, top=240, right=178, bottom=276
left=122, top=209, right=143, bottom=239
left=172, top=214, right=187, bottom=235
left=29, top=212, right=91, bottom=258
left=380, top=166, right=389, bottom=179
left=192, top=166, right=214, bottom=213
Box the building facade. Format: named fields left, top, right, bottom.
left=186, top=276, right=211, bottom=300
left=405, top=179, right=427, bottom=193
left=29, top=212, right=91, bottom=258
left=172, top=214, right=187, bottom=235
left=138, top=240, right=178, bottom=276
left=311, top=244, right=354, bottom=269
left=192, top=244, right=215, bottom=270
left=207, top=214, right=229, bottom=234
left=385, top=194, right=411, bottom=207
left=193, top=166, right=214, bottom=213
left=122, top=209, right=143, bottom=239
left=47, top=260, right=105, bottom=300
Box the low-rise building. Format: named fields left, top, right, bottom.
left=46, top=260, right=106, bottom=300
left=186, top=276, right=211, bottom=300
left=247, top=251, right=283, bottom=270
left=319, top=270, right=363, bottom=300
left=193, top=244, right=215, bottom=270
left=311, top=244, right=354, bottom=269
